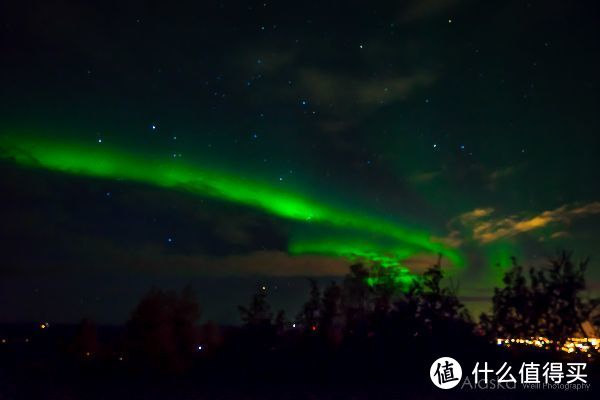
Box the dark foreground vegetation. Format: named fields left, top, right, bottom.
left=1, top=251, right=599, bottom=399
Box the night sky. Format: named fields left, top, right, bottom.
left=1, top=0, right=599, bottom=324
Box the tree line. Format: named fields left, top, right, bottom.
left=68, top=251, right=599, bottom=374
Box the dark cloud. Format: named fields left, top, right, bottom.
left=399, top=0, right=463, bottom=22
left=0, top=162, right=291, bottom=272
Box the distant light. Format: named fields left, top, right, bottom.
left=292, top=324, right=296, bottom=328
left=119, top=356, right=124, bottom=361
left=197, top=345, right=203, bottom=351
left=311, top=325, right=317, bottom=331
left=495, top=336, right=600, bottom=354
left=1, top=339, right=6, bottom=344
left=151, top=124, right=157, bottom=130
left=433, top=143, right=437, bottom=148
left=261, top=285, right=266, bottom=291
left=97, top=138, right=102, bottom=143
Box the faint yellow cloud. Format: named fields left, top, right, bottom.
left=450, top=202, right=600, bottom=244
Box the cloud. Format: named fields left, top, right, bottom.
left=295, top=68, right=435, bottom=133
left=126, top=248, right=350, bottom=277
left=550, top=231, right=570, bottom=239
left=489, top=166, right=517, bottom=181
left=299, top=69, right=435, bottom=109
left=408, top=170, right=441, bottom=184
left=403, top=253, right=452, bottom=273
left=458, top=208, right=495, bottom=223
left=486, top=165, right=520, bottom=191
left=399, top=0, right=462, bottom=22
left=434, top=229, right=463, bottom=247
left=450, top=202, right=600, bottom=243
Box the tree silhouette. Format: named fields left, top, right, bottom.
left=274, top=309, right=287, bottom=333
left=296, top=278, right=321, bottom=331
left=70, top=318, right=99, bottom=358
left=238, top=286, right=273, bottom=327
left=126, top=285, right=201, bottom=372
left=482, top=256, right=535, bottom=338
left=481, top=251, right=597, bottom=341
left=392, top=257, right=473, bottom=342
left=421, top=259, right=471, bottom=323
left=236, top=286, right=281, bottom=363
left=320, top=281, right=344, bottom=344
left=342, top=264, right=372, bottom=337
left=369, top=263, right=406, bottom=315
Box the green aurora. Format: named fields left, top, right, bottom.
left=0, top=132, right=463, bottom=281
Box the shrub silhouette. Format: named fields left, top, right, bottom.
left=480, top=251, right=597, bottom=341
left=125, top=285, right=200, bottom=373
